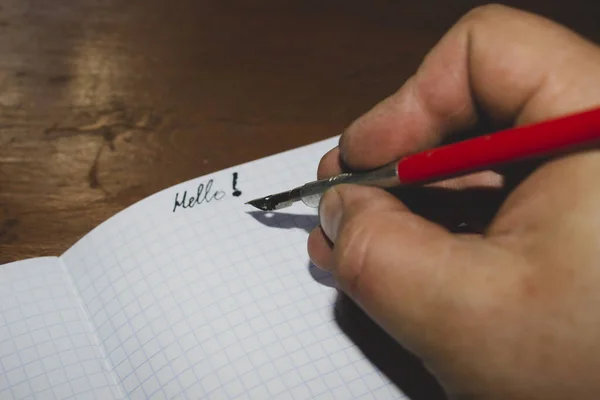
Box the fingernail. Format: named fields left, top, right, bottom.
left=319, top=188, right=343, bottom=242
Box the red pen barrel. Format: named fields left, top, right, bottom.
left=395, top=107, right=600, bottom=184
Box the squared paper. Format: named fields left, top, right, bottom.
left=1, top=137, right=408, bottom=399
left=0, top=257, right=122, bottom=399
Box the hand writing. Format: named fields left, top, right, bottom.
left=308, top=4, right=600, bottom=399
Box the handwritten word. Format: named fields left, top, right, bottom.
left=173, top=179, right=225, bottom=212
left=232, top=172, right=242, bottom=197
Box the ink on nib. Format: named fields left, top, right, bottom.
left=245, top=195, right=285, bottom=211
left=245, top=191, right=298, bottom=211
left=245, top=197, right=273, bottom=211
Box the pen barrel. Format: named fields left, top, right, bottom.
left=396, top=107, right=600, bottom=184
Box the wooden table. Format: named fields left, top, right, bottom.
left=1, top=0, right=599, bottom=262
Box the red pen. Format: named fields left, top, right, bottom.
left=246, top=106, right=600, bottom=211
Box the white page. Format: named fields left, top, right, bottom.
left=0, top=257, right=122, bottom=399
left=61, top=136, right=409, bottom=399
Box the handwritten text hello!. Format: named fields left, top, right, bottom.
left=172, top=179, right=226, bottom=212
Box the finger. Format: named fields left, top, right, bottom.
left=317, top=184, right=492, bottom=356
left=307, top=226, right=334, bottom=271
left=338, top=4, right=600, bottom=171
left=316, top=147, right=342, bottom=179
left=427, top=171, right=503, bottom=190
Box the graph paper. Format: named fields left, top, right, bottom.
left=1, top=136, right=408, bottom=399
left=0, top=257, right=122, bottom=399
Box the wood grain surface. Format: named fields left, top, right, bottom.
left=1, top=0, right=599, bottom=263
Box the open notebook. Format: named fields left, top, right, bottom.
left=0, top=137, right=413, bottom=399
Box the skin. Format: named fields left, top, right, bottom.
left=307, top=4, right=600, bottom=399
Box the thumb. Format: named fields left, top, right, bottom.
left=317, top=184, right=490, bottom=358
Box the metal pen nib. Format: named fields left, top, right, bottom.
left=245, top=187, right=304, bottom=211
left=245, top=163, right=398, bottom=212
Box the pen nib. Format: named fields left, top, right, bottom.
left=245, top=190, right=298, bottom=211
left=245, top=198, right=274, bottom=211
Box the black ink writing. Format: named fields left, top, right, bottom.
left=172, top=179, right=226, bottom=212
left=232, top=172, right=242, bottom=197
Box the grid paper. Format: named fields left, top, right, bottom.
left=45, top=136, right=402, bottom=399
left=0, top=257, right=122, bottom=399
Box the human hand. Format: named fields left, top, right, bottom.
left=307, top=4, right=600, bottom=399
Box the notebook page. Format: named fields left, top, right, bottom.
left=0, top=257, right=122, bottom=399
left=61, top=136, right=408, bottom=399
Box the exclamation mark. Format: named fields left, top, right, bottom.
left=232, top=172, right=242, bottom=197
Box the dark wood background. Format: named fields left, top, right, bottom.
left=1, top=0, right=599, bottom=263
